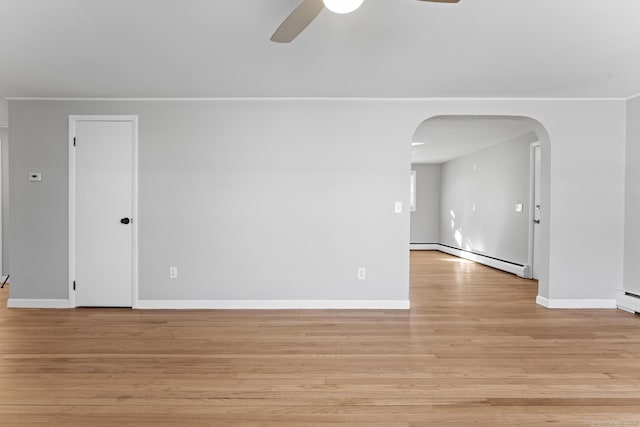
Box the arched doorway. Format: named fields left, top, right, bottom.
left=409, top=115, right=551, bottom=300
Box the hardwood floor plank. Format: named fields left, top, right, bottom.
left=1, top=251, right=639, bottom=425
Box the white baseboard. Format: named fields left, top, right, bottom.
left=410, top=244, right=439, bottom=250
left=616, top=290, right=640, bottom=313
left=7, top=298, right=410, bottom=310
left=136, top=299, right=411, bottom=310
left=436, top=245, right=529, bottom=278
left=7, top=299, right=70, bottom=309
left=536, top=295, right=617, bottom=309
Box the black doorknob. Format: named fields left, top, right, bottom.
left=120, top=218, right=131, bottom=225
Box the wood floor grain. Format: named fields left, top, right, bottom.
left=1, top=251, right=639, bottom=426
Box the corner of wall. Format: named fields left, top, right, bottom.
left=0, top=100, right=7, bottom=127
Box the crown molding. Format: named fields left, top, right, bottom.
left=5, top=96, right=628, bottom=102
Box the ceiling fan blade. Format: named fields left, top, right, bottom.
left=418, top=0, right=460, bottom=3
left=271, top=0, right=325, bottom=43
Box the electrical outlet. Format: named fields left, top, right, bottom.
left=169, top=267, right=178, bottom=279
left=358, top=267, right=366, bottom=280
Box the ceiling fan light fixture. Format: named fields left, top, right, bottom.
left=323, top=0, right=364, bottom=14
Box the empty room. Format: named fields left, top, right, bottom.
left=1, top=0, right=640, bottom=425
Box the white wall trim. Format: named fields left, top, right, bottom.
left=410, top=243, right=439, bottom=250
left=136, top=299, right=411, bottom=310
left=616, top=290, right=640, bottom=313
left=7, top=299, right=70, bottom=309
left=527, top=141, right=541, bottom=280
left=437, top=245, right=528, bottom=278
left=68, top=118, right=75, bottom=307
left=536, top=295, right=617, bottom=309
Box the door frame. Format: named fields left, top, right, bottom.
left=68, top=115, right=139, bottom=308
left=0, top=132, right=3, bottom=276
left=527, top=141, right=541, bottom=280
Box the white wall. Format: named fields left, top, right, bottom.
left=9, top=100, right=411, bottom=304
left=410, top=164, right=440, bottom=244
left=7, top=98, right=626, bottom=306
left=439, top=138, right=532, bottom=265
left=623, top=95, right=640, bottom=295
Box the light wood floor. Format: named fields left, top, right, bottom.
left=1, top=251, right=639, bottom=426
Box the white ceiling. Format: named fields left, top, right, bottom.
left=411, top=116, right=538, bottom=164
left=1, top=0, right=640, bottom=100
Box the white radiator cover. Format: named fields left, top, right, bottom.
left=617, top=290, right=640, bottom=313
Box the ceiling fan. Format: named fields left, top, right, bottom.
left=271, top=0, right=460, bottom=43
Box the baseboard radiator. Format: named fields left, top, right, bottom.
left=410, top=243, right=530, bottom=279
left=616, top=290, right=640, bottom=314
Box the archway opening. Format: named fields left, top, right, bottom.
left=409, top=115, right=551, bottom=300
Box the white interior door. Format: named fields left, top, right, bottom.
left=532, top=144, right=542, bottom=280
left=71, top=117, right=136, bottom=307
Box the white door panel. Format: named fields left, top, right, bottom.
left=73, top=119, right=134, bottom=307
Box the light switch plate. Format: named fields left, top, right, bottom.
left=394, top=202, right=402, bottom=214
left=515, top=203, right=523, bottom=213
